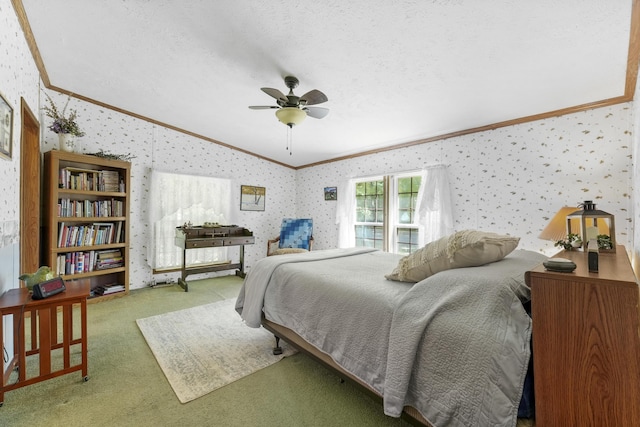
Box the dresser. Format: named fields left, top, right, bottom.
left=526, top=245, right=640, bottom=426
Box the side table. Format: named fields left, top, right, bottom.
left=0, top=280, right=90, bottom=406
left=526, top=245, right=640, bottom=425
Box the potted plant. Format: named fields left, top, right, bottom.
left=597, top=234, right=613, bottom=250
left=43, top=92, right=85, bottom=152
left=554, top=233, right=582, bottom=250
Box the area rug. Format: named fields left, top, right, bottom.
left=136, top=298, right=296, bottom=403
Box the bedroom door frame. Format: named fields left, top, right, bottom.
left=19, top=97, right=41, bottom=277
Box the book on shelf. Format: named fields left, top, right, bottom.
left=56, top=248, right=124, bottom=275
left=95, top=248, right=124, bottom=270
left=90, top=222, right=115, bottom=245
left=100, top=170, right=121, bottom=192
left=60, top=167, right=99, bottom=191
left=56, top=250, right=96, bottom=275
left=60, top=167, right=123, bottom=193
left=58, top=222, right=66, bottom=247
left=57, top=198, right=124, bottom=219
left=115, top=221, right=123, bottom=243
left=92, top=283, right=126, bottom=297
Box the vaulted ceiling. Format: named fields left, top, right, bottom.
left=16, top=0, right=639, bottom=168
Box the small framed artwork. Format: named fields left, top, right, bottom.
left=324, top=187, right=337, bottom=201
left=0, top=92, right=13, bottom=160
left=240, top=185, right=266, bottom=211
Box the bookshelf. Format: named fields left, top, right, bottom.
left=43, top=150, right=130, bottom=301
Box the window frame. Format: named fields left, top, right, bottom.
left=390, top=173, right=422, bottom=255
left=353, top=171, right=422, bottom=254
left=354, top=176, right=386, bottom=250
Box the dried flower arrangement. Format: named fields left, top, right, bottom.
left=43, top=92, right=85, bottom=137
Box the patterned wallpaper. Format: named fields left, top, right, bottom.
left=0, top=0, right=42, bottom=294
left=297, top=103, right=633, bottom=256
left=1, top=0, right=637, bottom=292
left=41, top=91, right=297, bottom=288
left=31, top=92, right=640, bottom=288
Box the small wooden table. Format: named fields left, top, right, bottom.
left=0, top=280, right=90, bottom=406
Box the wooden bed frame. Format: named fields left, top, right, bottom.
left=262, top=317, right=434, bottom=426
left=262, top=318, right=534, bottom=427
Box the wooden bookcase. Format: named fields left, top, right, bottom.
left=43, top=150, right=130, bottom=301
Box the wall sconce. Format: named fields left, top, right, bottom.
left=566, top=200, right=616, bottom=253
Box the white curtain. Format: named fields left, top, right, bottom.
left=416, top=165, right=454, bottom=246
left=335, top=178, right=356, bottom=248
left=148, top=170, right=231, bottom=270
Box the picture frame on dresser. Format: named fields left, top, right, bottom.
left=0, top=91, right=13, bottom=160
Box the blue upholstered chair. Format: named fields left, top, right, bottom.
left=267, top=218, right=314, bottom=256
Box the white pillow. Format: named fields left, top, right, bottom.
left=385, top=230, right=520, bottom=283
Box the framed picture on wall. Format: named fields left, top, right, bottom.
left=240, top=185, right=266, bottom=211
left=324, top=187, right=337, bottom=201
left=0, top=92, right=13, bottom=160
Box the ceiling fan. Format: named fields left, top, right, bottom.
left=249, top=76, right=329, bottom=127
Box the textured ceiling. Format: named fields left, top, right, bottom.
left=19, top=0, right=635, bottom=167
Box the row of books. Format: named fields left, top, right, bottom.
left=58, top=198, right=124, bottom=218
left=91, top=283, right=126, bottom=298
left=59, top=167, right=124, bottom=192
left=55, top=249, right=124, bottom=275
left=58, top=222, right=124, bottom=248
left=95, top=249, right=124, bottom=270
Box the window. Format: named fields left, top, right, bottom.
left=337, top=165, right=452, bottom=251
left=395, top=175, right=422, bottom=254
left=148, top=170, right=231, bottom=270
left=355, top=179, right=385, bottom=249
left=354, top=173, right=422, bottom=254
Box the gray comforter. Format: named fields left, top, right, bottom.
left=235, top=248, right=547, bottom=427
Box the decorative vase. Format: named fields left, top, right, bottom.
left=58, top=133, right=75, bottom=152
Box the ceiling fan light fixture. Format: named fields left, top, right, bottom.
left=276, top=107, right=306, bottom=127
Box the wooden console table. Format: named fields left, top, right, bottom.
left=0, top=280, right=90, bottom=406
left=174, top=225, right=255, bottom=291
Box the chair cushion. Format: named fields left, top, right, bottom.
left=279, top=218, right=313, bottom=250
left=270, top=248, right=309, bottom=256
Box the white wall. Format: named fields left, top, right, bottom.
left=297, top=103, right=634, bottom=256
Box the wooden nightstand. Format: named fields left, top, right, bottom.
left=526, top=245, right=640, bottom=426
left=0, top=280, right=90, bottom=406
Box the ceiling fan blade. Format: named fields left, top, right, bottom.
left=303, top=106, right=329, bottom=119
left=261, top=87, right=288, bottom=103
left=300, top=89, right=328, bottom=106
left=249, top=105, right=280, bottom=110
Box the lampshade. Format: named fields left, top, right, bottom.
left=538, top=206, right=581, bottom=242
left=276, top=107, right=306, bottom=127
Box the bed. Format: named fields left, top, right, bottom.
left=236, top=242, right=546, bottom=427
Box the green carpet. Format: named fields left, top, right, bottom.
left=2, top=276, right=411, bottom=427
